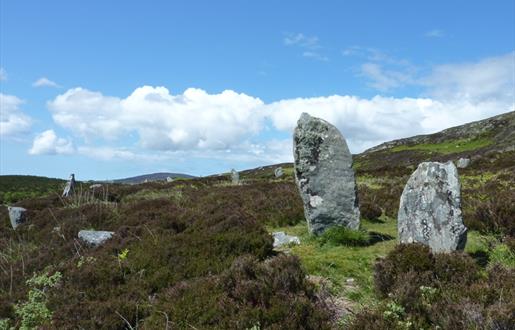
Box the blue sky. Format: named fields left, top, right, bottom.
left=1, top=0, right=514, bottom=180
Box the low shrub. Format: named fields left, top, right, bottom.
left=360, top=202, right=382, bottom=221
left=351, top=243, right=515, bottom=329
left=319, top=226, right=371, bottom=247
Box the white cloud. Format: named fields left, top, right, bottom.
left=360, top=63, right=414, bottom=91
left=284, top=32, right=328, bottom=61
left=0, top=68, right=7, bottom=81
left=33, top=77, right=60, bottom=88
left=49, top=86, right=265, bottom=149
left=423, top=52, right=515, bottom=102
left=425, top=29, right=445, bottom=38
left=42, top=52, right=513, bottom=161
left=0, top=93, right=32, bottom=137
left=28, top=130, right=74, bottom=155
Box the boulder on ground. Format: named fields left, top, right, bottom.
left=78, top=230, right=114, bottom=246
left=293, top=113, right=360, bottom=235
left=456, top=158, right=471, bottom=168
left=7, top=206, right=27, bottom=229
left=398, top=161, right=467, bottom=252
left=274, top=167, right=284, bottom=178
left=272, top=232, right=300, bottom=248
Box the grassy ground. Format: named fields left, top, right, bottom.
left=269, top=217, right=510, bottom=315
left=390, top=137, right=493, bottom=154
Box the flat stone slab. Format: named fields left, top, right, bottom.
left=78, top=230, right=114, bottom=246
left=293, top=113, right=360, bottom=235
left=8, top=206, right=27, bottom=229
left=398, top=161, right=467, bottom=252
left=272, top=232, right=300, bottom=248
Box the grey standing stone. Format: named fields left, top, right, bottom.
left=231, top=169, right=239, bottom=185
left=293, top=113, right=360, bottom=235
left=78, top=230, right=114, bottom=246
left=456, top=158, right=471, bottom=168
left=398, top=161, right=467, bottom=252
left=272, top=231, right=300, bottom=248
left=274, top=167, right=284, bottom=178
left=166, top=176, right=174, bottom=182
left=7, top=206, right=27, bottom=229
left=62, top=173, right=76, bottom=197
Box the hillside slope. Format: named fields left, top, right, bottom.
left=355, top=110, right=515, bottom=174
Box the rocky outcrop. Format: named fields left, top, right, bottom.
left=398, top=161, right=467, bottom=252
left=78, top=230, right=114, bottom=247
left=293, top=113, right=360, bottom=235
left=8, top=206, right=27, bottom=229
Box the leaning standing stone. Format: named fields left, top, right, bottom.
left=398, top=161, right=467, bottom=252
left=62, top=173, right=76, bottom=197
left=7, top=206, right=27, bottom=229
left=293, top=113, right=360, bottom=235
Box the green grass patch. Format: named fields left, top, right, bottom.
left=391, top=137, right=493, bottom=154
left=319, top=226, right=371, bottom=246
left=270, top=218, right=509, bottom=308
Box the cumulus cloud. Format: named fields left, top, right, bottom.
left=33, top=77, right=60, bottom=88
left=0, top=93, right=32, bottom=137
left=28, top=130, right=74, bottom=155
left=49, top=86, right=265, bottom=149
left=42, top=52, right=513, bottom=161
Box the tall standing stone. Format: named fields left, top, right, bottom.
left=231, top=169, right=239, bottom=185
left=398, top=161, right=467, bottom=252
left=293, top=113, right=360, bottom=235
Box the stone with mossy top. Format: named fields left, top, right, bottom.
left=293, top=112, right=360, bottom=235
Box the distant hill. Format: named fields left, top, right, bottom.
left=0, top=175, right=66, bottom=204
left=354, top=110, right=515, bottom=174
left=112, top=172, right=196, bottom=184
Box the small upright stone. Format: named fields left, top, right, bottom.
left=7, top=206, right=27, bottom=229
left=166, top=176, right=174, bottom=182
left=274, top=167, right=284, bottom=178
left=62, top=173, right=76, bottom=197
left=456, top=158, right=471, bottom=168
left=231, top=169, right=239, bottom=185
left=293, top=113, right=360, bottom=235
left=398, top=161, right=467, bottom=252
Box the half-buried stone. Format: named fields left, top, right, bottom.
left=398, top=161, right=467, bottom=252
left=78, top=230, right=114, bottom=247
left=293, top=113, right=360, bottom=235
